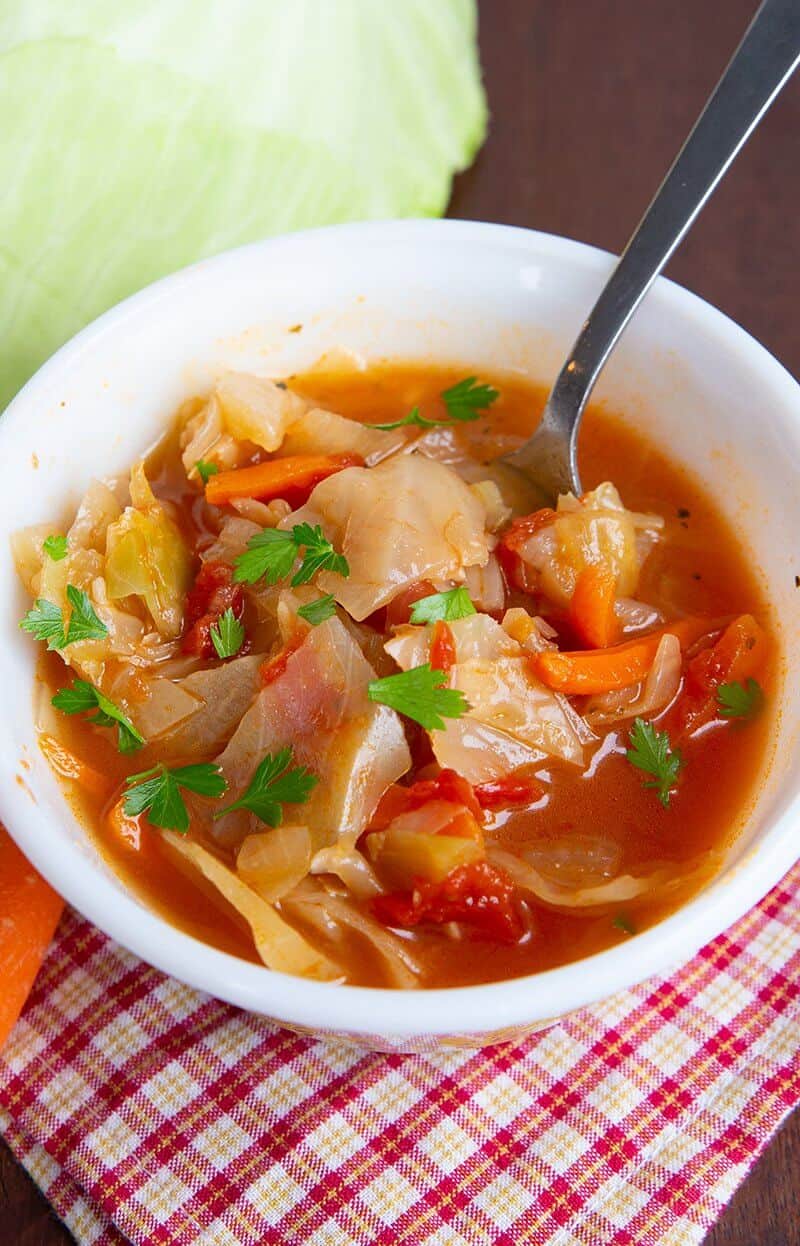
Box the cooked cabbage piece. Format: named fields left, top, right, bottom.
left=386, top=612, right=587, bottom=780
left=286, top=454, right=491, bottom=620
left=180, top=373, right=308, bottom=478
left=510, top=482, right=663, bottom=607
left=279, top=406, right=405, bottom=465
left=162, top=831, right=338, bottom=980
left=105, top=463, right=192, bottom=640
left=121, top=654, right=265, bottom=756
left=216, top=615, right=411, bottom=850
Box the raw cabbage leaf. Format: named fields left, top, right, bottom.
left=0, top=2, right=486, bottom=408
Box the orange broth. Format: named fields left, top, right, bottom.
left=37, top=364, right=775, bottom=988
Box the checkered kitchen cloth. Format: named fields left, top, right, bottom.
left=1, top=862, right=799, bottom=1246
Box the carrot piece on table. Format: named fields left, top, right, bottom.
left=531, top=615, right=721, bottom=695
left=205, top=453, right=363, bottom=506
left=569, top=565, right=619, bottom=648
left=0, top=828, right=63, bottom=1050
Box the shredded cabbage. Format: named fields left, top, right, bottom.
left=105, top=463, right=192, bottom=639
left=162, top=831, right=339, bottom=980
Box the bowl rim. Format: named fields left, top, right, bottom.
left=1, top=217, right=798, bottom=1038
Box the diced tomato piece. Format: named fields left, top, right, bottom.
left=501, top=508, right=557, bottom=555
left=474, top=774, right=544, bottom=811
left=384, top=581, right=438, bottom=628
left=182, top=560, right=245, bottom=657
left=430, top=620, right=457, bottom=673
left=259, top=631, right=306, bottom=686
left=373, top=860, right=523, bottom=944
left=667, top=613, right=767, bottom=739
left=369, top=769, right=483, bottom=833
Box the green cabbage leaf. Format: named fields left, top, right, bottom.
left=0, top=1, right=486, bottom=407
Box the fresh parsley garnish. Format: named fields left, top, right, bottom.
left=214, top=746, right=318, bottom=826
left=626, top=718, right=683, bottom=808
left=717, top=678, right=764, bottom=721
left=368, top=663, right=470, bottom=730
left=63, top=585, right=108, bottom=643
left=373, top=406, right=437, bottom=432
left=20, top=599, right=67, bottom=649
left=233, top=528, right=297, bottom=585
left=441, top=376, right=499, bottom=423
left=52, top=679, right=145, bottom=754
left=612, top=913, right=636, bottom=936
left=124, top=763, right=227, bottom=834
left=195, top=459, right=219, bottom=485
left=297, top=593, right=337, bottom=626
left=210, top=608, right=245, bottom=659
left=374, top=376, right=499, bottom=431
left=409, top=586, right=476, bottom=625
left=19, top=584, right=108, bottom=649
left=233, top=524, right=349, bottom=588
left=42, top=533, right=68, bottom=561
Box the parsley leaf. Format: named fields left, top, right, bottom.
left=214, top=746, right=318, bottom=826
left=43, top=533, right=68, bottom=561
left=373, top=376, right=499, bottom=431
left=64, top=585, right=108, bottom=644
left=368, top=663, right=470, bottom=730
left=290, top=523, right=349, bottom=585
left=195, top=459, right=219, bottom=485
left=20, top=599, right=66, bottom=649
left=441, top=376, right=499, bottom=423
left=717, top=677, right=764, bottom=721
left=210, top=608, right=245, bottom=659
left=612, top=913, right=637, bottom=936
left=626, top=718, right=683, bottom=807
left=409, top=586, right=476, bottom=625
left=19, top=585, right=108, bottom=649
left=233, top=528, right=297, bottom=586
left=52, top=679, right=144, bottom=753
left=233, top=524, right=349, bottom=589
left=297, top=593, right=337, bottom=626
left=373, top=406, right=438, bottom=432
left=124, top=762, right=227, bottom=834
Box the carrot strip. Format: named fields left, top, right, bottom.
left=569, top=565, right=619, bottom=648
left=0, top=828, right=63, bottom=1050
left=205, top=453, right=363, bottom=506
left=38, top=733, right=109, bottom=799
left=531, top=616, right=721, bottom=695
left=430, top=620, right=457, bottom=673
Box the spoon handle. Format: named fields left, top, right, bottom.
left=536, top=0, right=800, bottom=495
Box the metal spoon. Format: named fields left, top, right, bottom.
left=503, top=0, right=800, bottom=503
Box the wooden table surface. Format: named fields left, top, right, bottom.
left=2, top=1, right=799, bottom=1241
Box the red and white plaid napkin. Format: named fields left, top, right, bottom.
left=2, top=862, right=799, bottom=1246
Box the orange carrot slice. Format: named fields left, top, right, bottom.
left=206, top=453, right=363, bottom=506
left=430, top=620, right=457, bottom=673
left=531, top=616, right=721, bottom=695
left=569, top=565, right=619, bottom=648
left=0, top=828, right=63, bottom=1050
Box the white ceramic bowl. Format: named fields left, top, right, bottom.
left=0, top=221, right=798, bottom=1052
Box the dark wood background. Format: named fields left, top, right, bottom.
left=2, top=1, right=799, bottom=1241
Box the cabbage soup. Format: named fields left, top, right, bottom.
left=16, top=363, right=774, bottom=988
